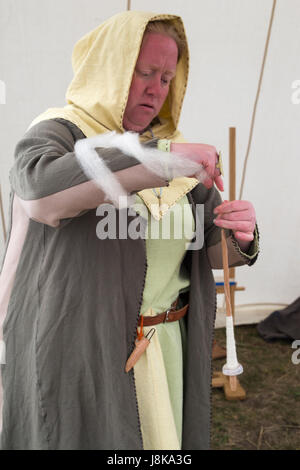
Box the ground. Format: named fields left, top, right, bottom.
left=211, top=324, right=300, bottom=450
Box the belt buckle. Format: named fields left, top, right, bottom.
left=164, top=308, right=171, bottom=323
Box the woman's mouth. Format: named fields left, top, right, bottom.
left=139, top=103, right=154, bottom=111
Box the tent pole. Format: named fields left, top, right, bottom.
left=229, top=127, right=236, bottom=280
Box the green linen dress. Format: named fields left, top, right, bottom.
left=133, top=193, right=195, bottom=450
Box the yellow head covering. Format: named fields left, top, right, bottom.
left=27, top=11, right=190, bottom=144
left=28, top=11, right=199, bottom=218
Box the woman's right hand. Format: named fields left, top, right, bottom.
left=170, top=142, right=224, bottom=192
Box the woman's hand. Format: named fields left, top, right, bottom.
left=171, top=142, right=224, bottom=191
left=213, top=200, right=256, bottom=252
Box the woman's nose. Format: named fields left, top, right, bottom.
left=145, top=75, right=162, bottom=96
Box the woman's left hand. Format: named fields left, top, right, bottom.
left=213, top=200, right=256, bottom=245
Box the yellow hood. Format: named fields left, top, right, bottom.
left=28, top=11, right=190, bottom=143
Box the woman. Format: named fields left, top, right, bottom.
left=0, top=11, right=258, bottom=450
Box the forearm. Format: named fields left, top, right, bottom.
left=11, top=119, right=200, bottom=227
left=18, top=164, right=168, bottom=228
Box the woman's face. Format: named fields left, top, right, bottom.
left=123, top=32, right=178, bottom=133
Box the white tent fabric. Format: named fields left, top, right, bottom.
left=0, top=0, right=299, bottom=324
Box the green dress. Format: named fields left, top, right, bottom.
left=133, top=193, right=195, bottom=450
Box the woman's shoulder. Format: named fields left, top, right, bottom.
left=14, top=118, right=86, bottom=161
left=23, top=118, right=86, bottom=145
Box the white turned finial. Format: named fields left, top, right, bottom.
left=222, top=316, right=243, bottom=376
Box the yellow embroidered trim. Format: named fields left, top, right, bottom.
left=157, top=139, right=171, bottom=153
left=216, top=150, right=224, bottom=176
left=137, top=177, right=199, bottom=221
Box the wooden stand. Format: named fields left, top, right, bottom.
left=212, top=371, right=246, bottom=401
left=212, top=127, right=246, bottom=400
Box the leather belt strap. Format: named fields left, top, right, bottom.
left=138, top=302, right=189, bottom=327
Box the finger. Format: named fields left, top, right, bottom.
left=201, top=149, right=219, bottom=181
left=214, top=174, right=224, bottom=192
left=234, top=231, right=254, bottom=241
left=194, top=168, right=210, bottom=185
left=214, top=200, right=251, bottom=214
left=207, top=150, right=218, bottom=178
left=215, top=209, right=252, bottom=222
left=202, top=175, right=224, bottom=191
left=202, top=177, right=214, bottom=189
left=198, top=173, right=224, bottom=191
left=213, top=218, right=254, bottom=232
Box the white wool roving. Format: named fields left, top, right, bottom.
left=75, top=131, right=207, bottom=208
left=75, top=133, right=133, bottom=209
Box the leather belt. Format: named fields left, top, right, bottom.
left=138, top=301, right=189, bottom=327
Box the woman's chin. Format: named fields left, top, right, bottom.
left=123, top=119, right=153, bottom=133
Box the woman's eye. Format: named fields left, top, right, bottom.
left=140, top=71, right=151, bottom=77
